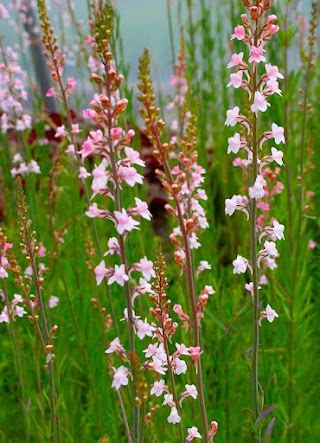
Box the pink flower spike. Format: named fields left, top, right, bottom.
left=108, top=264, right=129, bottom=287
left=251, top=92, right=270, bottom=114
left=227, top=71, right=243, bottom=89
left=231, top=25, right=246, bottom=40
left=249, top=44, right=266, bottom=63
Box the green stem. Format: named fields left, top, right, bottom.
left=251, top=17, right=261, bottom=443
left=166, top=0, right=176, bottom=67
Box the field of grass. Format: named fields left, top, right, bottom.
left=0, top=1, right=319, bottom=442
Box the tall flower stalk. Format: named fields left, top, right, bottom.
left=225, top=2, right=284, bottom=440
left=137, top=47, right=213, bottom=442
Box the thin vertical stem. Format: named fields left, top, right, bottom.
left=251, top=16, right=261, bottom=443
left=166, top=0, right=176, bottom=67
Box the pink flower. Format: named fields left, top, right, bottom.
left=308, top=239, right=316, bottom=250
left=150, top=379, right=167, bottom=397
left=265, top=64, right=284, bottom=81
left=272, top=220, right=285, bottom=240
left=231, top=25, right=245, bottom=40
left=227, top=71, right=243, bottom=89
left=105, top=337, right=126, bottom=357
left=135, top=319, right=155, bottom=340
left=118, top=166, right=143, bottom=187
left=112, top=365, right=129, bottom=390
left=114, top=208, right=140, bottom=235
left=172, top=357, right=187, bottom=375
left=227, top=133, right=241, bottom=154
left=108, top=264, right=129, bottom=286
left=249, top=45, right=266, bottom=63
left=251, top=92, right=269, bottom=113
left=0, top=266, right=8, bottom=279
left=94, top=260, right=108, bottom=285
left=79, top=166, right=91, bottom=179
left=132, top=197, right=152, bottom=220
left=271, top=147, right=284, bottom=166
left=137, top=257, right=155, bottom=281
left=232, top=255, right=248, bottom=274
left=186, top=426, right=202, bottom=441
left=271, top=123, right=285, bottom=144
left=124, top=146, right=145, bottom=167
left=259, top=304, right=279, bottom=325
left=263, top=241, right=279, bottom=258
left=48, top=296, right=59, bottom=308
left=55, top=125, right=68, bottom=138
left=167, top=406, right=181, bottom=424
left=249, top=176, right=265, bottom=199
left=227, top=52, right=244, bottom=69
left=71, top=123, right=81, bottom=134
left=106, top=237, right=120, bottom=255
left=46, top=87, right=55, bottom=97
left=225, top=106, right=240, bottom=127
left=66, top=77, right=77, bottom=91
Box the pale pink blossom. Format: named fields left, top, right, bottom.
left=249, top=45, right=266, bottom=63
left=135, top=319, right=155, bottom=340
left=259, top=304, right=279, bottom=325
left=225, top=106, right=240, bottom=127
left=137, top=257, right=155, bottom=281
left=251, top=92, right=269, bottom=113
left=308, top=239, right=316, bottom=250
left=271, top=147, right=284, bottom=166
left=112, top=365, right=129, bottom=390
left=227, top=71, right=243, bottom=89
left=249, top=176, right=265, bottom=199
left=232, top=255, right=248, bottom=274
left=48, top=296, right=59, bottom=308
left=227, top=133, right=241, bottom=154
left=186, top=426, right=202, bottom=440
left=265, top=64, right=284, bottom=81
left=114, top=208, right=140, bottom=235
left=150, top=379, right=167, bottom=397
left=94, top=260, right=108, bottom=285
left=167, top=406, right=181, bottom=424
left=108, top=264, right=129, bottom=286
left=231, top=25, right=246, bottom=40
left=227, top=52, right=244, bottom=69
left=271, top=123, right=285, bottom=144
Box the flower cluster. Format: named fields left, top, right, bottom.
left=106, top=251, right=206, bottom=439
left=0, top=46, right=32, bottom=134
left=225, top=5, right=283, bottom=322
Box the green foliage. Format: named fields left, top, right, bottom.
left=0, top=1, right=319, bottom=442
